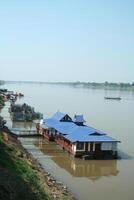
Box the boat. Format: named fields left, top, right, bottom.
left=9, top=103, right=43, bottom=121
left=18, top=93, right=24, bottom=97
left=104, top=97, right=121, bottom=100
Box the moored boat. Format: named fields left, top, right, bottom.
left=9, top=103, right=43, bottom=121
left=104, top=97, right=121, bottom=100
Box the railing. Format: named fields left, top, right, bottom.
left=56, top=138, right=73, bottom=153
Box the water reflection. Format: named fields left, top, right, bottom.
left=53, top=158, right=118, bottom=181
left=36, top=138, right=119, bottom=181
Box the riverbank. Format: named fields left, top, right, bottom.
left=0, top=130, right=75, bottom=200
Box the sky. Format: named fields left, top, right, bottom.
left=0, top=0, right=134, bottom=82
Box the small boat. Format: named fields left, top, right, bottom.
left=104, top=97, right=121, bottom=100
left=18, top=93, right=24, bottom=97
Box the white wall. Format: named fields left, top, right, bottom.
left=72, top=144, right=76, bottom=153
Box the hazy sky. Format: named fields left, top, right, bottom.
left=0, top=0, right=134, bottom=82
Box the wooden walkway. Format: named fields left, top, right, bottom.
left=10, top=128, right=40, bottom=137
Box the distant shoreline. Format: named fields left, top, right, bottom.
left=2, top=80, right=134, bottom=91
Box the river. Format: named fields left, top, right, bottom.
left=1, top=83, right=134, bottom=200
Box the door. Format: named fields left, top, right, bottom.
left=95, top=143, right=101, bottom=152
left=85, top=142, right=88, bottom=152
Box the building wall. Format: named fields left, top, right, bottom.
left=73, top=142, right=118, bottom=157
left=37, top=122, right=118, bottom=158
left=101, top=142, right=117, bottom=151
left=112, top=142, right=117, bottom=151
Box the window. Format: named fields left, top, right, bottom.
left=90, top=132, right=101, bottom=136
left=76, top=142, right=84, bottom=150
left=61, top=115, right=72, bottom=122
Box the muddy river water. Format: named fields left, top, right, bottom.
left=1, top=83, right=134, bottom=200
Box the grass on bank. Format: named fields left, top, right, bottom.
left=0, top=134, right=52, bottom=200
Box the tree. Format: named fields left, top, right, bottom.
left=0, top=116, right=6, bottom=129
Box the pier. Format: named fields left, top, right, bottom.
left=10, top=128, right=40, bottom=137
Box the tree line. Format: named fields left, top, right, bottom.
left=49, top=81, right=134, bottom=89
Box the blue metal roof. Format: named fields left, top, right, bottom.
left=52, top=111, right=68, bottom=121
left=43, top=118, right=77, bottom=134
left=43, top=118, right=59, bottom=128
left=54, top=122, right=77, bottom=135
left=41, top=112, right=119, bottom=143
left=64, top=134, right=118, bottom=143
left=69, top=125, right=106, bottom=136
left=43, top=118, right=105, bottom=136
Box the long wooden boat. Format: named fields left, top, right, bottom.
left=104, top=97, right=121, bottom=100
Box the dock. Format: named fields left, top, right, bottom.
left=10, top=128, right=40, bottom=137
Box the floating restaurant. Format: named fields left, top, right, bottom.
left=37, top=111, right=120, bottom=159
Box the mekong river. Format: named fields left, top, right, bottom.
left=1, top=83, right=134, bottom=200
